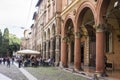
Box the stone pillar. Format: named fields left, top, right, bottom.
left=50, top=37, right=55, bottom=59
left=74, top=32, right=81, bottom=71
left=60, top=37, right=67, bottom=67
left=55, top=35, right=60, bottom=66
left=46, top=40, right=50, bottom=59
left=41, top=43, right=43, bottom=58
left=55, top=15, right=61, bottom=66
left=96, top=24, right=105, bottom=74
left=43, top=42, right=46, bottom=59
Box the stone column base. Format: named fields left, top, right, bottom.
left=55, top=61, right=59, bottom=66
left=74, top=67, right=83, bottom=72
left=59, top=61, right=64, bottom=68
left=95, top=71, right=108, bottom=77
left=59, top=61, right=68, bottom=68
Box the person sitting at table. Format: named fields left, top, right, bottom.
left=47, top=57, right=54, bottom=66
left=43, top=58, right=51, bottom=66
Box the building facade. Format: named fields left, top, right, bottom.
left=21, top=29, right=32, bottom=50
left=27, top=0, right=120, bottom=75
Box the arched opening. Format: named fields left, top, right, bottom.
left=47, top=29, right=50, bottom=59
left=43, top=32, right=46, bottom=59
left=77, top=7, right=96, bottom=67
left=85, top=25, right=96, bottom=67
left=51, top=24, right=56, bottom=63
left=100, top=0, right=120, bottom=78
left=64, top=18, right=74, bottom=68
left=52, top=24, right=56, bottom=37
left=48, top=29, right=50, bottom=39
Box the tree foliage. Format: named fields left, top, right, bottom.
left=0, top=29, right=2, bottom=56
left=0, top=29, right=2, bottom=45
left=2, top=28, right=9, bottom=56
left=8, top=34, right=21, bottom=56
left=0, top=28, right=21, bottom=57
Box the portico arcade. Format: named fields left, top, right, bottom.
left=29, top=0, right=120, bottom=78
left=61, top=0, right=106, bottom=74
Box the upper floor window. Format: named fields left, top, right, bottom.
left=52, top=0, right=55, bottom=16
left=48, top=5, right=50, bottom=20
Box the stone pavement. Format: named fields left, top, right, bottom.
left=0, top=63, right=28, bottom=80
left=24, top=66, right=120, bottom=80
left=0, top=62, right=119, bottom=80
left=0, top=62, right=89, bottom=80
left=0, top=73, right=12, bottom=80
left=24, top=66, right=89, bottom=80
left=14, top=62, right=37, bottom=80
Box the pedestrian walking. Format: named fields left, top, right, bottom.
left=0, top=57, right=2, bottom=64
left=6, top=57, right=10, bottom=68
left=18, top=58, right=22, bottom=68
left=12, top=57, right=14, bottom=64
left=3, top=57, right=6, bottom=65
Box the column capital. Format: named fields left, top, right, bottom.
left=74, top=32, right=81, bottom=38
left=96, top=24, right=107, bottom=32
left=50, top=38, right=53, bottom=41
left=56, top=34, right=61, bottom=38
left=46, top=40, right=50, bottom=43
left=61, top=37, right=67, bottom=42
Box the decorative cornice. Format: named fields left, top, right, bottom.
left=61, top=0, right=79, bottom=16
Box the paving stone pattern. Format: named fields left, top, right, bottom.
left=24, top=66, right=88, bottom=80
left=0, top=62, right=116, bottom=80
left=0, top=63, right=28, bottom=80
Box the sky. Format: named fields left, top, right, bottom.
left=0, top=0, right=38, bottom=38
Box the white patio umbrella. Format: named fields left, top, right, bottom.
left=16, top=49, right=40, bottom=55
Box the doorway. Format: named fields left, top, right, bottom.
left=81, top=42, right=84, bottom=65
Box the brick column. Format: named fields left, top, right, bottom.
left=74, top=32, right=81, bottom=70
left=61, top=38, right=68, bottom=67
left=96, top=24, right=105, bottom=74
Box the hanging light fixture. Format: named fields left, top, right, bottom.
left=105, top=1, right=120, bottom=18
left=114, top=1, right=120, bottom=9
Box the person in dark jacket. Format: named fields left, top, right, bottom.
left=18, top=58, right=22, bottom=68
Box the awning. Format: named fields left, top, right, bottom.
left=17, top=49, right=40, bottom=55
